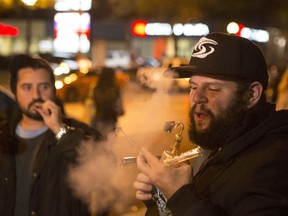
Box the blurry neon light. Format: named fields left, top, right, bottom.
left=54, top=62, right=70, bottom=76
left=55, top=80, right=64, bottom=90
left=241, top=27, right=269, bottom=43
left=0, top=23, right=19, bottom=36
left=54, top=0, right=92, bottom=11
left=21, top=0, right=38, bottom=6
left=227, top=22, right=269, bottom=43
left=226, top=22, right=239, bottom=34
left=275, top=37, right=286, bottom=48
left=54, top=12, right=90, bottom=53
left=64, top=73, right=78, bottom=85
left=132, top=20, right=209, bottom=37
left=182, top=23, right=209, bottom=36
left=173, top=23, right=184, bottom=36
left=132, top=20, right=147, bottom=37
left=146, top=23, right=172, bottom=36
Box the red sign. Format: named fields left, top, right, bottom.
left=0, top=23, right=19, bottom=36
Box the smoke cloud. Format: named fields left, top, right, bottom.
left=67, top=80, right=191, bottom=215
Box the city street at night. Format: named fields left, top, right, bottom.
left=2, top=0, right=288, bottom=215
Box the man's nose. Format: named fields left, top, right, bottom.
left=190, top=89, right=208, bottom=104
left=32, top=87, right=41, bottom=99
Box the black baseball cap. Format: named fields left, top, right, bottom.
left=164, top=32, right=269, bottom=89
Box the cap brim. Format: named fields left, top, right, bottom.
left=163, top=66, right=197, bottom=78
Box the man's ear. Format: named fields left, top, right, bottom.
left=246, top=81, right=263, bottom=108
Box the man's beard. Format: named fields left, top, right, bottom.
left=188, top=98, right=248, bottom=150
left=22, top=98, right=45, bottom=121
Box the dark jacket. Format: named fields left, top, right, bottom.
left=0, top=109, right=107, bottom=216
left=147, top=103, right=288, bottom=216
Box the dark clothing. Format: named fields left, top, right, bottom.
left=0, top=88, right=16, bottom=122
left=146, top=103, right=288, bottom=215
left=0, top=109, right=107, bottom=216
left=14, top=133, right=42, bottom=216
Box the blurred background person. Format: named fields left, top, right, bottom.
left=276, top=67, right=288, bottom=110
left=91, top=67, right=124, bottom=135
left=266, top=65, right=282, bottom=104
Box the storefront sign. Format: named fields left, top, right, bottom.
left=0, top=23, right=19, bottom=37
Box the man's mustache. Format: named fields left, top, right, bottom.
left=28, top=98, right=45, bottom=110
left=191, top=104, right=209, bottom=113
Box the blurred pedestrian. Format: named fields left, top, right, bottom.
left=0, top=54, right=109, bottom=216
left=91, top=67, right=124, bottom=135
left=266, top=65, right=281, bottom=103
left=134, top=33, right=288, bottom=215
left=276, top=67, right=288, bottom=110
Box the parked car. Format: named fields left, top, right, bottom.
left=136, top=57, right=190, bottom=91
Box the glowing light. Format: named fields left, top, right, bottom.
left=54, top=62, right=70, bottom=76
left=132, top=20, right=147, bottom=37
left=69, top=73, right=78, bottom=82
left=145, top=23, right=172, bottom=36
left=21, top=0, right=38, bottom=6
left=64, top=76, right=73, bottom=84
left=227, top=22, right=240, bottom=34
left=55, top=80, right=64, bottom=89
left=132, top=21, right=209, bottom=37
left=275, top=37, right=286, bottom=48
left=173, top=23, right=184, bottom=36
left=54, top=12, right=91, bottom=53
left=78, top=57, right=92, bottom=74
left=226, top=22, right=269, bottom=43
left=182, top=23, right=209, bottom=36
left=0, top=23, right=19, bottom=36
left=241, top=28, right=269, bottom=43
left=63, top=74, right=78, bottom=85
left=54, top=0, right=92, bottom=11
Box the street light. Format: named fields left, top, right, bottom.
left=21, top=0, right=38, bottom=54
left=21, top=0, right=38, bottom=6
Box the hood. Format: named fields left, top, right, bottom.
left=207, top=103, right=288, bottom=165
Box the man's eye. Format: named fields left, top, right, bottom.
left=22, top=85, right=31, bottom=91
left=190, top=85, right=197, bottom=91
left=39, top=84, right=51, bottom=91
left=208, top=87, right=220, bottom=92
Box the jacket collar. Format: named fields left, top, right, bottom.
left=206, top=103, right=288, bottom=166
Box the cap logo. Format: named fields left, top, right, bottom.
left=191, top=37, right=218, bottom=58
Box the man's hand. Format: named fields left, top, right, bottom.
left=134, top=172, right=154, bottom=201
left=35, top=100, right=63, bottom=134
left=134, top=147, right=192, bottom=200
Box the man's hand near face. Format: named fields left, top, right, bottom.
left=35, top=100, right=63, bottom=134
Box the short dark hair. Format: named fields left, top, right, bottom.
left=9, top=54, right=56, bottom=94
